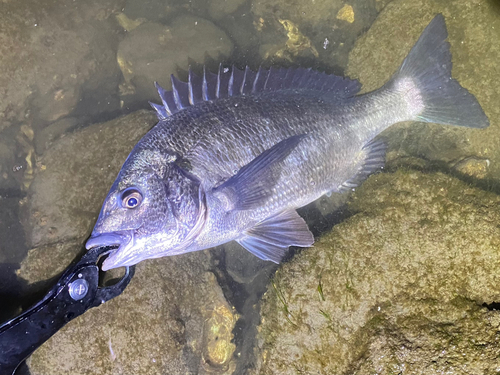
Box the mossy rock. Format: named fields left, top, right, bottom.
left=258, top=170, right=500, bottom=374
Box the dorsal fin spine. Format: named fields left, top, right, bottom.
left=170, top=75, right=182, bottom=109
left=149, top=101, right=168, bottom=120
left=228, top=66, right=235, bottom=97
left=188, top=70, right=195, bottom=105
left=202, top=66, right=209, bottom=101
left=216, top=64, right=222, bottom=98
left=241, top=67, right=249, bottom=95
left=263, top=67, right=274, bottom=90
left=151, top=66, right=361, bottom=118
left=154, top=82, right=173, bottom=116
left=252, top=67, right=261, bottom=93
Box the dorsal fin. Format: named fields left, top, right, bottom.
left=150, top=65, right=361, bottom=120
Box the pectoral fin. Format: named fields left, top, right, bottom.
left=214, top=134, right=306, bottom=210
left=236, top=210, right=314, bottom=263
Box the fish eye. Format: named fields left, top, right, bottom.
left=121, top=188, right=143, bottom=209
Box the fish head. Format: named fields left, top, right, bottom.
left=86, top=148, right=205, bottom=270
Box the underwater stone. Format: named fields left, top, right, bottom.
left=451, top=156, right=490, bottom=180
left=208, top=0, right=247, bottom=20
left=251, top=0, right=377, bottom=68
left=200, top=273, right=238, bottom=374
left=17, top=239, right=84, bottom=283
left=33, top=117, right=80, bottom=156
left=22, top=249, right=236, bottom=375
left=21, top=110, right=157, bottom=249
left=116, top=16, right=233, bottom=105
left=257, top=170, right=500, bottom=374
left=0, top=0, right=123, bottom=133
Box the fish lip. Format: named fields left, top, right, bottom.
left=85, top=231, right=133, bottom=271
left=85, top=232, right=127, bottom=250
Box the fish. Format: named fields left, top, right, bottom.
left=86, top=14, right=489, bottom=271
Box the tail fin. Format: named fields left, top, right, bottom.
left=390, top=14, right=489, bottom=128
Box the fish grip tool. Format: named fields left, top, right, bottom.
left=0, top=245, right=135, bottom=374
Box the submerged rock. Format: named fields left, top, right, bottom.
left=258, top=170, right=500, bottom=374
left=0, top=0, right=123, bottom=133
left=21, top=110, right=157, bottom=249
left=347, top=0, right=500, bottom=181
left=208, top=0, right=247, bottom=20
left=20, top=248, right=237, bottom=375
left=117, top=16, right=233, bottom=105
left=251, top=0, right=377, bottom=68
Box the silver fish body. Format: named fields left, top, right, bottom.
left=86, top=15, right=489, bottom=270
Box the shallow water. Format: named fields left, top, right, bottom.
left=0, top=0, right=499, bottom=374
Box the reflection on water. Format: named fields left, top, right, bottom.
left=0, top=0, right=499, bottom=374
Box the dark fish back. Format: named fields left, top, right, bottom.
left=145, top=91, right=356, bottom=192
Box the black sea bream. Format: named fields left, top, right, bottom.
left=86, top=15, right=489, bottom=270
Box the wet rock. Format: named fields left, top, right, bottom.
left=0, top=0, right=123, bottom=133
left=17, top=239, right=84, bottom=282
left=0, top=196, right=26, bottom=264
left=33, top=117, right=80, bottom=156
left=122, top=0, right=178, bottom=23
left=209, top=0, right=248, bottom=20
left=375, top=0, right=394, bottom=12
left=0, top=125, right=37, bottom=192
left=0, top=138, right=17, bottom=191
left=217, top=11, right=260, bottom=62
left=117, top=16, right=233, bottom=106
left=451, top=156, right=490, bottom=180
left=200, top=273, right=238, bottom=374
left=251, top=0, right=378, bottom=69
left=354, top=299, right=500, bottom=374
left=21, top=110, right=157, bottom=249
left=18, top=243, right=237, bottom=375
left=258, top=170, right=500, bottom=374
left=347, top=0, right=500, bottom=181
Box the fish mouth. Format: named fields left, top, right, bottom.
left=85, top=231, right=137, bottom=271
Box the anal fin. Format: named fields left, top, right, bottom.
left=236, top=210, right=314, bottom=263
left=340, top=138, right=386, bottom=192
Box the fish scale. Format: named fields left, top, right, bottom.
left=86, top=15, right=489, bottom=270
left=152, top=93, right=354, bottom=191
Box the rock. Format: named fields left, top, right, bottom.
left=33, top=117, right=80, bottom=156
left=0, top=0, right=123, bottom=133
left=21, top=110, right=157, bottom=249
left=209, top=0, right=247, bottom=20
left=217, top=12, right=261, bottom=62
left=451, top=156, right=490, bottom=180
left=16, top=239, right=84, bottom=282
left=336, top=4, right=355, bottom=23
left=257, top=170, right=500, bottom=374
left=122, top=0, right=178, bottom=23
left=251, top=0, right=378, bottom=69
left=0, top=196, right=27, bottom=264
left=18, top=244, right=237, bottom=375
left=354, top=299, right=500, bottom=374
left=117, top=16, right=233, bottom=105
left=0, top=138, right=17, bottom=191
left=346, top=0, right=500, bottom=182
